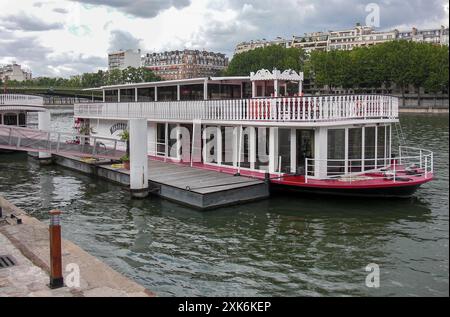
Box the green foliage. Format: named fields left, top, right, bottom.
left=119, top=129, right=129, bottom=141
left=225, top=45, right=307, bottom=76
left=120, top=154, right=130, bottom=162
left=306, top=41, right=449, bottom=94
left=5, top=67, right=162, bottom=89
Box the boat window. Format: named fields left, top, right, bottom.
left=221, top=126, right=234, bottom=167
left=239, top=127, right=254, bottom=169
left=255, top=127, right=269, bottom=171
left=327, top=129, right=345, bottom=176
left=3, top=113, right=18, bottom=126
left=278, top=129, right=291, bottom=173
left=137, top=88, right=155, bottom=102
left=168, top=124, right=178, bottom=158
left=18, top=113, right=26, bottom=127
left=156, top=123, right=166, bottom=156
left=180, top=84, right=204, bottom=101
left=204, top=125, right=220, bottom=164
left=348, top=128, right=363, bottom=173
left=120, top=89, right=135, bottom=102
left=364, top=126, right=376, bottom=171
left=377, top=125, right=386, bottom=168
left=158, top=86, right=177, bottom=101
left=208, top=84, right=241, bottom=100
left=105, top=90, right=118, bottom=102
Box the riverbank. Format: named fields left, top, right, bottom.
left=0, top=195, right=155, bottom=297
left=399, top=107, right=449, bottom=113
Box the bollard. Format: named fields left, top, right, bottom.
left=49, top=210, right=64, bottom=289
left=0, top=206, right=2, bottom=218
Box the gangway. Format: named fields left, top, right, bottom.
left=0, top=125, right=126, bottom=160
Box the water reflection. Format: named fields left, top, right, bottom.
left=0, top=113, right=448, bottom=297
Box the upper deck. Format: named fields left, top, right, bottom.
left=75, top=94, right=398, bottom=126
left=74, top=69, right=399, bottom=126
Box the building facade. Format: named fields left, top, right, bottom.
left=398, top=26, right=448, bottom=45
left=234, top=37, right=290, bottom=54
left=108, top=49, right=142, bottom=71
left=238, top=24, right=449, bottom=54
left=0, top=63, right=32, bottom=82
left=291, top=32, right=329, bottom=53
left=142, top=49, right=229, bottom=80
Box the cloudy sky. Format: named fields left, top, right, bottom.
left=0, top=0, right=448, bottom=77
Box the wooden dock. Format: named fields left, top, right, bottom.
left=146, top=160, right=269, bottom=209
left=52, top=155, right=269, bottom=210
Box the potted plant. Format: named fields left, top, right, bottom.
left=79, top=125, right=94, bottom=145
left=121, top=154, right=130, bottom=170
left=119, top=130, right=130, bottom=169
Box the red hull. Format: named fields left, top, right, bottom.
left=149, top=156, right=433, bottom=198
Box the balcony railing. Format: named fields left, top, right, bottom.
left=75, top=95, right=399, bottom=122
left=305, top=146, right=433, bottom=182
left=0, top=94, right=44, bottom=106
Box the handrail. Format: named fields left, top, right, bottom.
left=74, top=94, right=399, bottom=122
left=305, top=146, right=433, bottom=182
left=0, top=124, right=126, bottom=160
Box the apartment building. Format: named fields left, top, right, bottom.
left=291, top=32, right=329, bottom=53
left=142, top=49, right=228, bottom=80
left=108, top=49, right=142, bottom=71
left=328, top=25, right=398, bottom=50
left=0, top=63, right=32, bottom=82
left=234, top=37, right=290, bottom=54
left=398, top=26, right=448, bottom=45
left=239, top=24, right=449, bottom=54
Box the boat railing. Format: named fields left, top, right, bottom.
left=74, top=94, right=399, bottom=122
left=0, top=94, right=44, bottom=106
left=305, top=146, right=433, bottom=183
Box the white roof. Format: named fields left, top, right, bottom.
left=83, top=76, right=251, bottom=91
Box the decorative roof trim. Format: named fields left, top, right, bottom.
left=250, top=68, right=304, bottom=81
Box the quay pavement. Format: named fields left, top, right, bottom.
left=0, top=195, right=155, bottom=297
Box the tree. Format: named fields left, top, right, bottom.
left=424, top=45, right=449, bottom=106
left=5, top=67, right=161, bottom=90
left=225, top=45, right=306, bottom=76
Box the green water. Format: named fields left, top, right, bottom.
left=0, top=113, right=448, bottom=296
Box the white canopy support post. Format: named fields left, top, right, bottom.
left=237, top=125, right=243, bottom=175
left=269, top=127, right=279, bottom=174
left=274, top=79, right=279, bottom=98
left=203, top=79, right=208, bottom=100
left=290, top=128, right=297, bottom=174
left=38, top=110, right=52, bottom=164
left=129, top=118, right=149, bottom=198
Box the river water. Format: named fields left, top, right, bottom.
left=0, top=112, right=448, bottom=296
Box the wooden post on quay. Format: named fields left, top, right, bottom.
left=49, top=209, right=64, bottom=289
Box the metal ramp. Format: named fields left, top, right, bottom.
left=0, top=125, right=125, bottom=160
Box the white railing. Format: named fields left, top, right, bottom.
left=305, top=146, right=433, bottom=182
left=399, top=146, right=434, bottom=177
left=0, top=124, right=126, bottom=159
left=0, top=94, right=44, bottom=106
left=74, top=95, right=399, bottom=122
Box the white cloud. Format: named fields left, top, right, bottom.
left=0, top=0, right=447, bottom=77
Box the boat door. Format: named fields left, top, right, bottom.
left=296, top=129, right=314, bottom=174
